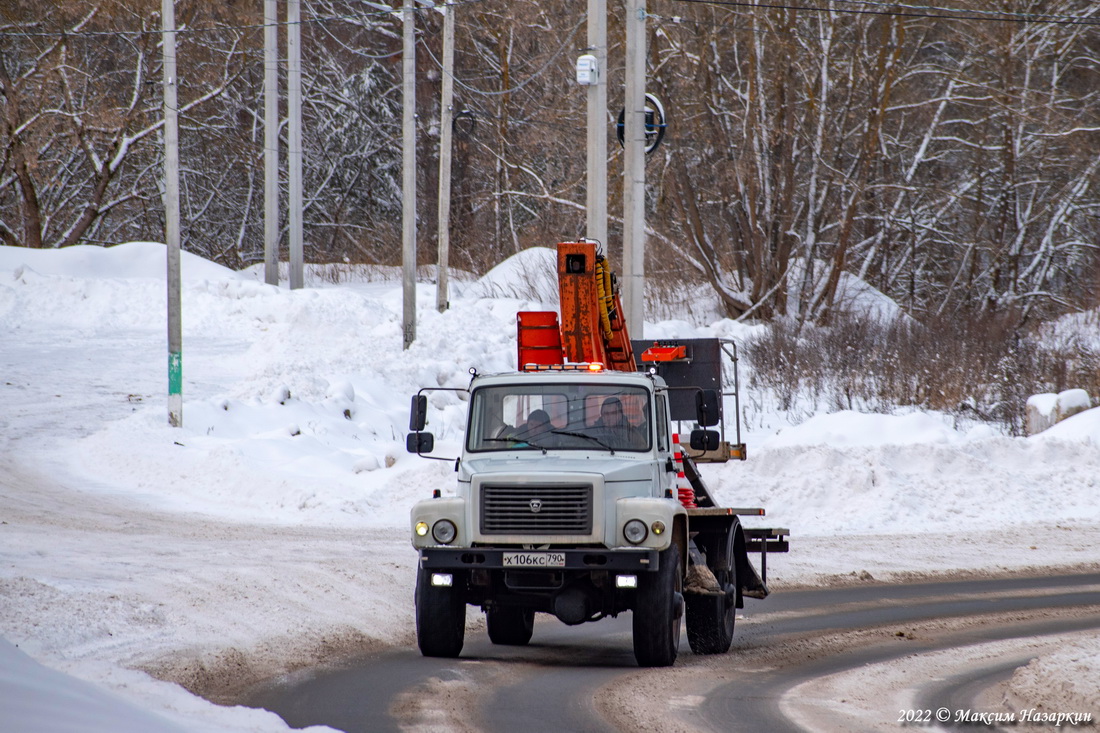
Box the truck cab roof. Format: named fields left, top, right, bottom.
left=470, top=368, right=666, bottom=390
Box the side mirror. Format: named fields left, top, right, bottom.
left=409, top=394, right=428, bottom=431
left=406, top=431, right=435, bottom=454
left=695, top=389, right=720, bottom=427
left=690, top=429, right=720, bottom=452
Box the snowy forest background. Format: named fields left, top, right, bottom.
left=2, top=0, right=1099, bottom=431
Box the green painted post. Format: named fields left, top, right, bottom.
left=169, top=351, right=182, bottom=403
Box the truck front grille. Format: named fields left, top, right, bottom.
left=480, top=484, right=593, bottom=535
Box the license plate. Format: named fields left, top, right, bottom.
left=503, top=552, right=566, bottom=568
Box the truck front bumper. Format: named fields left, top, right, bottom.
left=418, top=547, right=660, bottom=572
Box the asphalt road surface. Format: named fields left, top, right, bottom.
left=243, top=572, right=1100, bottom=732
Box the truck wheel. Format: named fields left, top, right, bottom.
left=415, top=566, right=465, bottom=658
left=486, top=606, right=535, bottom=645
left=686, top=530, right=737, bottom=655
left=632, top=544, right=683, bottom=667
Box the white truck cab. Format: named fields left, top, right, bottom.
left=412, top=369, right=686, bottom=557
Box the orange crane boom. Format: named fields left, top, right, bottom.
left=516, top=242, right=637, bottom=371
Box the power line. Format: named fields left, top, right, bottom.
left=647, top=7, right=1100, bottom=67
left=0, top=0, right=488, bottom=39
left=418, top=17, right=585, bottom=98
left=833, top=0, right=1099, bottom=24
left=670, top=0, right=1100, bottom=27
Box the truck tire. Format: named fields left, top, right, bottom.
left=486, top=606, right=535, bottom=645
left=686, top=527, right=737, bottom=654
left=632, top=544, right=683, bottom=667
left=415, top=566, right=465, bottom=658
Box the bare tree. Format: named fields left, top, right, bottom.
left=1, top=4, right=165, bottom=249
left=646, top=0, right=1100, bottom=325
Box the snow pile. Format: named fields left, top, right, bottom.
left=0, top=639, right=187, bottom=733
left=2, top=242, right=1099, bottom=732
left=760, top=410, right=989, bottom=448
left=1004, top=637, right=1100, bottom=723
left=785, top=257, right=909, bottom=323
left=1027, top=389, right=1095, bottom=436
left=1036, top=404, right=1100, bottom=444
left=465, top=246, right=559, bottom=303
left=727, top=409, right=1100, bottom=535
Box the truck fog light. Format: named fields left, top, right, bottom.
left=615, top=574, right=638, bottom=589
left=415, top=521, right=429, bottom=537
left=431, top=572, right=453, bottom=587
left=623, top=519, right=648, bottom=545
left=432, top=519, right=458, bottom=544
left=651, top=520, right=665, bottom=536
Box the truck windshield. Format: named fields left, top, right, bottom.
left=467, top=383, right=651, bottom=453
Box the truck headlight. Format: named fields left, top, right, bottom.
left=623, top=519, right=648, bottom=545
left=415, top=521, right=429, bottom=537
left=432, top=519, right=458, bottom=545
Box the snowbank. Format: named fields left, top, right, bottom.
left=1005, top=636, right=1100, bottom=725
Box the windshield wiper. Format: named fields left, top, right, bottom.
left=549, top=429, right=615, bottom=454
left=483, top=431, right=613, bottom=454
left=482, top=436, right=548, bottom=454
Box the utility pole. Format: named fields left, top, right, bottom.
left=402, top=0, right=417, bottom=348
left=622, top=0, right=646, bottom=334
left=288, top=0, right=304, bottom=289
left=586, top=0, right=608, bottom=248
left=162, top=0, right=182, bottom=427
left=436, top=0, right=455, bottom=313
left=263, top=0, right=279, bottom=286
